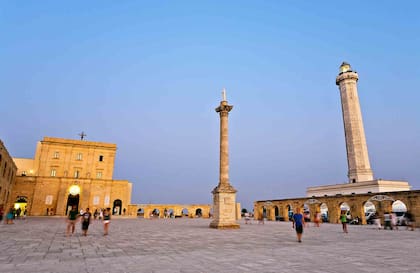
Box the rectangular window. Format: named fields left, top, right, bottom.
left=45, top=195, right=53, bottom=205
left=104, top=195, right=110, bottom=206
left=99, top=155, right=104, bottom=162
left=74, top=170, right=80, bottom=178
left=96, top=171, right=102, bottom=179
left=50, top=169, right=56, bottom=177
left=76, top=153, right=83, bottom=161
left=53, top=152, right=60, bottom=159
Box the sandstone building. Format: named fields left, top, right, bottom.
left=0, top=140, right=17, bottom=209
left=9, top=137, right=132, bottom=216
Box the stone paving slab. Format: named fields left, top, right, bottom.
left=0, top=217, right=418, bottom=273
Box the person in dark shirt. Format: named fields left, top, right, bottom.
left=66, top=206, right=79, bottom=236
left=292, top=208, right=305, bottom=243
left=81, top=208, right=92, bottom=236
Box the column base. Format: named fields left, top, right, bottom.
left=209, top=221, right=240, bottom=229
left=210, top=186, right=240, bottom=229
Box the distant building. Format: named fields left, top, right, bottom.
left=0, top=140, right=17, bottom=209
left=9, top=137, right=132, bottom=216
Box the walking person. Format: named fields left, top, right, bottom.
left=405, top=211, right=415, bottom=231
left=258, top=213, right=264, bottom=224
left=0, top=206, right=4, bottom=223
left=6, top=207, right=14, bottom=224
left=391, top=212, right=398, bottom=230
left=373, top=214, right=381, bottom=230
left=340, top=210, right=348, bottom=233
left=244, top=212, right=251, bottom=224
left=384, top=212, right=392, bottom=230
left=66, top=206, right=79, bottom=236
left=81, top=208, right=92, bottom=236
left=292, top=208, right=305, bottom=243
left=16, top=208, right=21, bottom=220
left=314, top=211, right=321, bottom=227
left=103, top=208, right=111, bottom=236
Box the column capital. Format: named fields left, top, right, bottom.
left=215, top=101, right=233, bottom=113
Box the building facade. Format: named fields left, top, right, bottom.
left=0, top=140, right=17, bottom=209
left=9, top=137, right=132, bottom=216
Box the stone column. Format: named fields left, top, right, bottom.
left=210, top=90, right=240, bottom=229
left=336, top=62, right=374, bottom=183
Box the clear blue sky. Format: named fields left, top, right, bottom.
left=1, top=1, right=419, bottom=211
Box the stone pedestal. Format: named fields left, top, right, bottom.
left=210, top=186, right=240, bottom=229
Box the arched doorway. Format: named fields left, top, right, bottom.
left=137, top=208, right=144, bottom=217
left=168, top=208, right=174, bottom=218
left=66, top=185, right=81, bottom=215
left=182, top=208, right=189, bottom=217
left=262, top=207, right=267, bottom=219
left=364, top=201, right=376, bottom=224
left=14, top=196, right=28, bottom=217
left=364, top=201, right=376, bottom=213
left=113, top=199, right=122, bottom=215
left=320, top=203, right=328, bottom=222
left=66, top=194, right=79, bottom=215
left=195, top=208, right=202, bottom=217
left=340, top=202, right=351, bottom=221
left=392, top=200, right=407, bottom=225
left=392, top=200, right=407, bottom=213
left=152, top=208, right=160, bottom=217
left=274, top=206, right=280, bottom=221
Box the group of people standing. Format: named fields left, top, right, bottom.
left=0, top=206, right=26, bottom=224
left=66, top=206, right=111, bottom=237
left=291, top=208, right=416, bottom=243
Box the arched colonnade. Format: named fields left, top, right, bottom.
left=254, top=190, right=420, bottom=226
left=127, top=204, right=211, bottom=219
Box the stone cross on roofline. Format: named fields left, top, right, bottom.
left=78, top=131, right=87, bottom=140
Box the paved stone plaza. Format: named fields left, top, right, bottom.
left=0, top=217, right=418, bottom=273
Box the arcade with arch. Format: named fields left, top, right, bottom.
left=127, top=204, right=212, bottom=219
left=254, top=190, right=420, bottom=226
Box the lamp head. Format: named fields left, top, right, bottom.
left=339, top=62, right=352, bottom=73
